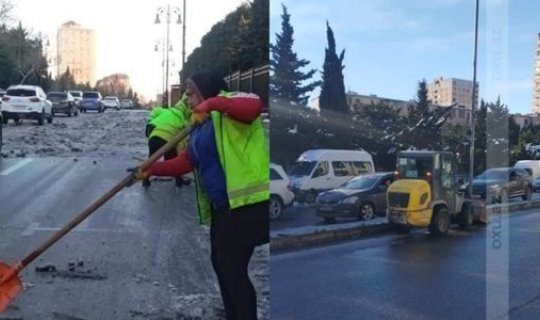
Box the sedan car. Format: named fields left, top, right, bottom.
left=47, top=91, right=78, bottom=117
left=270, top=163, right=295, bottom=219
left=80, top=91, right=103, bottom=113
left=471, top=167, right=532, bottom=203
left=316, top=172, right=394, bottom=223
left=120, top=98, right=134, bottom=109
left=68, top=90, right=83, bottom=108
left=103, top=96, right=120, bottom=111
left=1, top=85, right=53, bottom=125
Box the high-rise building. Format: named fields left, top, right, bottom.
left=427, top=77, right=478, bottom=109
left=533, top=34, right=540, bottom=114
left=56, top=21, right=96, bottom=85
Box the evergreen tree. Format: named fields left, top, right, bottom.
left=473, top=100, right=488, bottom=174
left=55, top=67, right=76, bottom=91
left=319, top=22, right=347, bottom=113
left=405, top=79, right=451, bottom=150
left=509, top=115, right=521, bottom=161
left=357, top=102, right=406, bottom=170
left=181, top=1, right=267, bottom=80
left=485, top=97, right=510, bottom=168
left=270, top=4, right=319, bottom=105
left=231, top=0, right=268, bottom=72
left=442, top=124, right=470, bottom=173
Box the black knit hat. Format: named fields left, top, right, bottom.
left=188, top=71, right=228, bottom=99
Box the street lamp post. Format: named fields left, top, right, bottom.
left=43, top=36, right=61, bottom=81
left=155, top=3, right=181, bottom=107
left=468, top=0, right=480, bottom=198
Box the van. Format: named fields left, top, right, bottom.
left=288, top=149, right=375, bottom=203
left=514, top=160, right=540, bottom=179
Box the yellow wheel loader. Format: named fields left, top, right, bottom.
left=386, top=151, right=474, bottom=235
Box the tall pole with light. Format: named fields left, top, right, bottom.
left=468, top=0, right=480, bottom=198
left=155, top=4, right=181, bottom=107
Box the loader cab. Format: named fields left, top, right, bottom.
left=395, top=151, right=457, bottom=213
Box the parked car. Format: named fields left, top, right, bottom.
left=0, top=111, right=3, bottom=154
left=120, top=98, right=134, bottom=109
left=315, top=172, right=394, bottom=222
left=47, top=91, right=78, bottom=117
left=471, top=167, right=533, bottom=203
left=1, top=85, right=53, bottom=125
left=81, top=91, right=103, bottom=113
left=103, top=96, right=120, bottom=111
left=68, top=90, right=83, bottom=108
left=533, top=176, right=540, bottom=192
left=270, top=163, right=295, bottom=219
left=514, top=160, right=540, bottom=180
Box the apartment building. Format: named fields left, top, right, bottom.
left=427, top=77, right=478, bottom=109
left=310, top=92, right=473, bottom=126
left=57, top=21, right=96, bottom=85
left=533, top=34, right=540, bottom=114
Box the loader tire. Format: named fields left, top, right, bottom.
left=429, top=208, right=449, bottom=236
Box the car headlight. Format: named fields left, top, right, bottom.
left=488, top=184, right=500, bottom=190
left=340, top=196, right=358, bottom=204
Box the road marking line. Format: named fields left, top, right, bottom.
left=22, top=222, right=40, bottom=236
left=0, top=158, right=34, bottom=176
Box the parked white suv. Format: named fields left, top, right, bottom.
left=270, top=163, right=295, bottom=219
left=1, top=85, right=53, bottom=125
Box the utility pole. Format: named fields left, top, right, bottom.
left=182, top=0, right=186, bottom=68
left=468, top=0, right=480, bottom=198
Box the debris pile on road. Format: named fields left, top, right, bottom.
left=1, top=111, right=148, bottom=160
left=34, top=261, right=107, bottom=280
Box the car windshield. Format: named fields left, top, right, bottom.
left=289, top=161, right=316, bottom=176
left=47, top=93, right=67, bottom=99
left=69, top=92, right=81, bottom=97
left=6, top=88, right=36, bottom=97
left=83, top=92, right=99, bottom=98
left=343, top=176, right=379, bottom=190
left=105, top=97, right=117, bottom=101
left=475, top=169, right=507, bottom=180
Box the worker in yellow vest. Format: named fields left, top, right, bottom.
left=132, top=71, right=268, bottom=320
left=143, top=94, right=191, bottom=187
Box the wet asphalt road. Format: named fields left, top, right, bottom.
left=0, top=157, right=218, bottom=319
left=270, top=209, right=540, bottom=320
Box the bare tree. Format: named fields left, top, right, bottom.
left=0, top=0, right=13, bottom=24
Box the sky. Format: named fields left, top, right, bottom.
left=270, top=0, right=540, bottom=114
left=11, top=0, right=247, bottom=101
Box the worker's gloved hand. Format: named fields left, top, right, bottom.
left=190, top=99, right=213, bottom=124
left=191, top=111, right=209, bottom=124
left=126, top=166, right=151, bottom=186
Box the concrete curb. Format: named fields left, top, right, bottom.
left=270, top=199, right=540, bottom=252
left=270, top=223, right=392, bottom=252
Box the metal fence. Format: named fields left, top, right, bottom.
left=224, top=65, right=269, bottom=111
